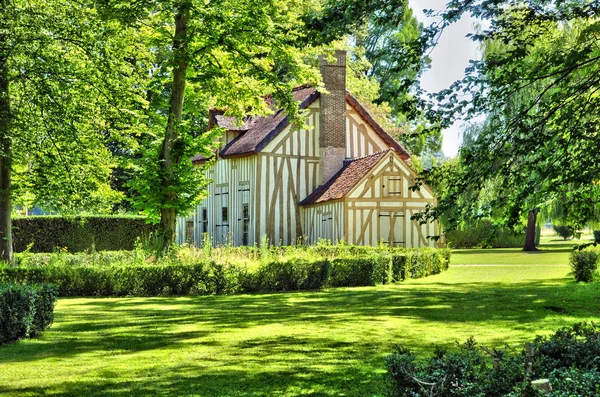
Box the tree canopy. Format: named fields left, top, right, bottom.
left=0, top=0, right=148, bottom=261
left=416, top=1, right=600, bottom=248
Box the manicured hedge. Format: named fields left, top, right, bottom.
left=391, top=248, right=451, bottom=282
left=0, top=248, right=451, bottom=297
left=0, top=283, right=57, bottom=345
left=12, top=216, right=156, bottom=253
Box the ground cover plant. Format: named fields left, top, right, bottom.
left=0, top=239, right=598, bottom=396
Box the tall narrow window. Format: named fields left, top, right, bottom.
left=222, top=206, right=228, bottom=227
left=185, top=220, right=194, bottom=244
left=242, top=204, right=250, bottom=246
left=201, top=208, right=208, bottom=233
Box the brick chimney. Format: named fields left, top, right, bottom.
left=319, top=50, right=347, bottom=184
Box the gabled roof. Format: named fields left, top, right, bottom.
left=299, top=149, right=393, bottom=206
left=218, top=85, right=319, bottom=158
left=193, top=85, right=410, bottom=163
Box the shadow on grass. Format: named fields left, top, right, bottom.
left=1, top=279, right=599, bottom=396
left=0, top=363, right=373, bottom=396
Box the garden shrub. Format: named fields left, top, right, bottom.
left=569, top=249, right=598, bottom=282
left=12, top=216, right=156, bottom=253
left=385, top=322, right=600, bottom=397
left=253, top=259, right=331, bottom=292
left=391, top=249, right=450, bottom=282
left=594, top=230, right=600, bottom=243
left=553, top=224, right=579, bottom=240
left=0, top=283, right=57, bottom=344
left=530, top=322, right=600, bottom=375
left=446, top=219, right=525, bottom=248
left=329, top=257, right=379, bottom=287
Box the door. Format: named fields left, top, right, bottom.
left=215, top=185, right=229, bottom=245
left=378, top=210, right=405, bottom=247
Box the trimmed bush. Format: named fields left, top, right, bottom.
left=253, top=259, right=331, bottom=292
left=570, top=249, right=598, bottom=282
left=0, top=283, right=57, bottom=344
left=594, top=230, right=600, bottom=243
left=12, top=216, right=156, bottom=253
left=390, top=248, right=450, bottom=282
left=329, top=257, right=380, bottom=287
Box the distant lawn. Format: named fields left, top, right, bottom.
left=450, top=235, right=593, bottom=266
left=1, top=248, right=600, bottom=396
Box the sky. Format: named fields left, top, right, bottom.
left=408, top=0, right=483, bottom=157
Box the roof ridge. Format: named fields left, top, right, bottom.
left=293, top=83, right=314, bottom=92
left=344, top=148, right=394, bottom=164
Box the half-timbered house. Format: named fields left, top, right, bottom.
left=176, top=51, right=438, bottom=247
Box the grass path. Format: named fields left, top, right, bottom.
left=1, top=240, right=599, bottom=396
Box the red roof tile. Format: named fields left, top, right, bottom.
left=299, top=150, right=393, bottom=206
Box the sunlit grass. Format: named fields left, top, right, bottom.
left=450, top=235, right=593, bottom=266
left=1, top=241, right=599, bottom=396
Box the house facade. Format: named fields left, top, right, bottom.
left=176, top=51, right=439, bottom=247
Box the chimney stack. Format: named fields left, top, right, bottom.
left=319, top=50, right=347, bottom=184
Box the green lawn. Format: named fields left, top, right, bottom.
left=1, top=241, right=599, bottom=396
left=451, top=235, right=591, bottom=265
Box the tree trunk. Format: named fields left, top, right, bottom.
left=0, top=17, right=13, bottom=264
left=523, top=210, right=539, bottom=252
left=158, top=3, right=190, bottom=251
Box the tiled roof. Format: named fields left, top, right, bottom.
left=218, top=85, right=319, bottom=158
left=193, top=85, right=412, bottom=164
left=299, top=150, right=392, bottom=206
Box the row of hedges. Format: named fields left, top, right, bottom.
left=12, top=216, right=155, bottom=253
left=0, top=284, right=57, bottom=345
left=385, top=322, right=600, bottom=396
left=0, top=249, right=450, bottom=297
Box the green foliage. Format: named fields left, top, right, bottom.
left=12, top=216, right=155, bottom=253
left=531, top=322, right=600, bottom=375
left=569, top=249, right=598, bottom=283
left=446, top=219, right=525, bottom=249
left=0, top=283, right=57, bottom=345
left=419, top=4, right=600, bottom=236
left=391, top=249, right=450, bottom=281
left=386, top=339, right=530, bottom=397
left=385, top=322, right=600, bottom=397
left=0, top=245, right=450, bottom=297
left=3, top=0, right=149, bottom=212
left=344, top=5, right=437, bottom=157
left=252, top=259, right=331, bottom=292
left=329, top=257, right=380, bottom=287
left=553, top=225, right=579, bottom=241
